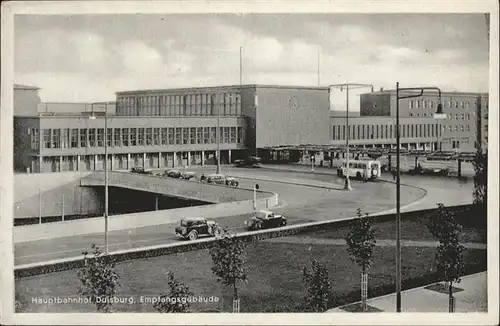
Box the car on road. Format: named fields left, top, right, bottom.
left=234, top=156, right=263, bottom=168
left=164, top=169, right=182, bottom=178
left=245, top=210, right=287, bottom=230
left=204, top=174, right=239, bottom=187
left=131, top=167, right=153, bottom=175
left=180, top=171, right=197, bottom=180
left=175, top=217, right=222, bottom=240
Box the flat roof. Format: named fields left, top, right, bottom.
left=14, top=84, right=40, bottom=90
left=364, top=90, right=489, bottom=96
left=116, top=84, right=330, bottom=95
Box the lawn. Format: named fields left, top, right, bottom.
left=311, top=217, right=487, bottom=244
left=16, top=239, right=487, bottom=313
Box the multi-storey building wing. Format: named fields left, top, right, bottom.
left=14, top=84, right=331, bottom=173
left=331, top=89, right=489, bottom=153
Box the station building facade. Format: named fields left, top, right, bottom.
left=14, top=84, right=330, bottom=173
left=330, top=90, right=489, bottom=153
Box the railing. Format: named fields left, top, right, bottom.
left=81, top=171, right=269, bottom=203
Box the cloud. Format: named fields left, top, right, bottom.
left=119, top=41, right=163, bottom=75
left=14, top=14, right=490, bottom=102
left=376, top=45, right=423, bottom=63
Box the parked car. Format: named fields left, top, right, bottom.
left=131, top=167, right=152, bottom=174
left=175, top=217, right=222, bottom=240
left=204, top=174, right=239, bottom=187
left=164, top=169, right=181, bottom=178
left=245, top=210, right=287, bottom=230
left=225, top=176, right=239, bottom=187
left=180, top=171, right=197, bottom=180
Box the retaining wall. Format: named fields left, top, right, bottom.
left=14, top=191, right=279, bottom=243
left=15, top=203, right=484, bottom=278
left=81, top=171, right=267, bottom=203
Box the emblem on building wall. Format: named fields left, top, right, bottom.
left=289, top=96, right=299, bottom=111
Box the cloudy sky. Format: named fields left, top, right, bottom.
left=14, top=13, right=490, bottom=105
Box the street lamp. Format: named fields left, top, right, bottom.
left=329, top=83, right=374, bottom=191
left=395, top=82, right=442, bottom=312
left=216, top=93, right=221, bottom=175
left=90, top=102, right=109, bottom=254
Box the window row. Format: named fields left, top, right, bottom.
left=117, top=92, right=242, bottom=117
left=447, top=125, right=472, bottom=133
left=409, top=112, right=475, bottom=120
left=41, top=127, right=244, bottom=149
left=332, top=124, right=441, bottom=141
left=409, top=99, right=473, bottom=110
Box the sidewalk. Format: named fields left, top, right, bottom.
left=327, top=272, right=488, bottom=313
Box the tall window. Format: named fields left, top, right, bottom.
left=130, top=128, right=137, bottom=146
left=88, top=129, right=96, bottom=147
left=52, top=129, right=61, bottom=148
left=204, top=127, right=210, bottom=144
left=106, top=128, right=113, bottom=147
left=409, top=100, right=414, bottom=109
left=237, top=127, right=243, bottom=143
left=160, top=128, right=167, bottom=145
left=197, top=127, right=203, bottom=144
left=175, top=128, right=182, bottom=144
left=70, top=129, right=78, bottom=148
left=230, top=127, right=237, bottom=143
left=145, top=128, right=153, bottom=146
left=61, top=129, right=70, bottom=148
left=43, top=129, right=51, bottom=148
left=138, top=128, right=145, bottom=145
left=114, top=128, right=121, bottom=147
left=183, top=128, right=189, bottom=144
left=168, top=128, right=174, bottom=145
left=80, top=129, right=87, bottom=147
left=223, top=127, right=230, bottom=143
left=210, top=127, right=216, bottom=143
left=190, top=127, right=196, bottom=144
left=122, top=128, right=129, bottom=146
left=30, top=128, right=39, bottom=150
left=153, top=128, right=160, bottom=145
left=97, top=128, right=104, bottom=147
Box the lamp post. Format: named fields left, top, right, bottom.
left=90, top=102, right=109, bottom=254
left=329, top=83, right=373, bottom=191
left=216, top=93, right=221, bottom=175
left=395, top=83, right=442, bottom=312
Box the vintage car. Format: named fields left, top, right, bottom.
left=131, top=167, right=152, bottom=175
left=175, top=217, right=222, bottom=240
left=205, top=174, right=239, bottom=187
left=225, top=176, right=239, bottom=187
left=245, top=210, right=287, bottom=230
left=180, top=171, right=197, bottom=180
left=164, top=169, right=182, bottom=178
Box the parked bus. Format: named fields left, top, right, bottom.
left=336, top=160, right=382, bottom=181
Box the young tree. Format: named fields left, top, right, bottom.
left=209, top=229, right=247, bottom=313
left=153, top=271, right=194, bottom=313
left=472, top=150, right=488, bottom=206
left=427, top=203, right=466, bottom=312
left=77, top=244, right=120, bottom=313
left=345, top=208, right=377, bottom=312
left=302, top=259, right=333, bottom=312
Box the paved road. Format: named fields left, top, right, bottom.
left=14, top=168, right=428, bottom=266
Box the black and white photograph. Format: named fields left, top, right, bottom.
left=1, top=1, right=498, bottom=325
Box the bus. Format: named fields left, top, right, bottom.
left=336, top=160, right=382, bottom=181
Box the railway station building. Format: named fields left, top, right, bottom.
left=13, top=84, right=330, bottom=173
